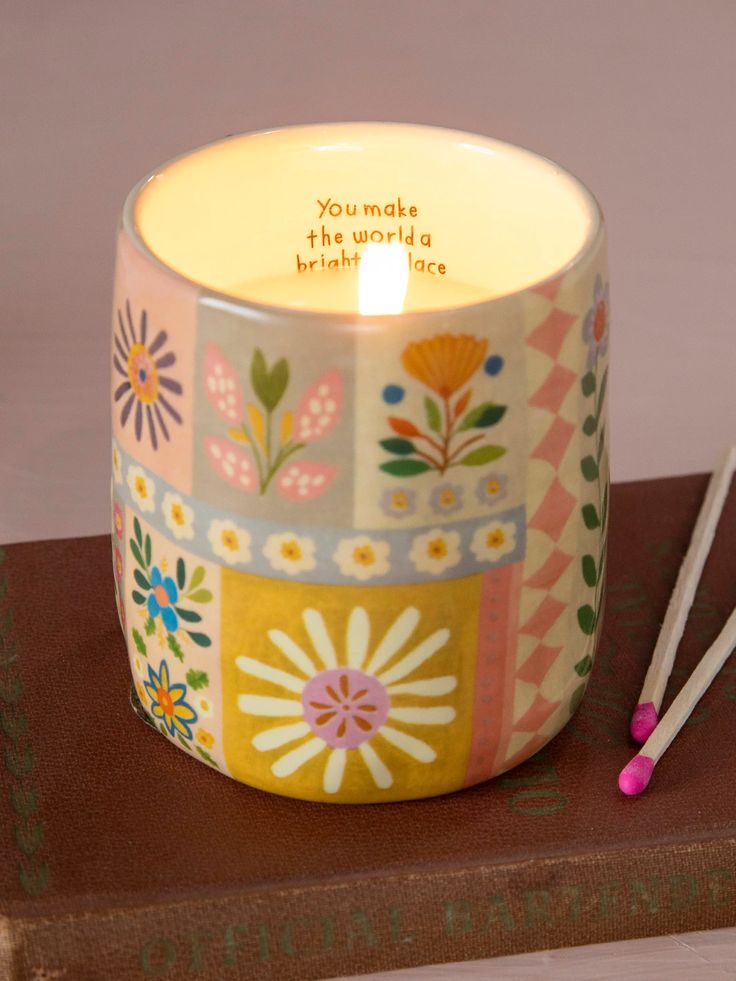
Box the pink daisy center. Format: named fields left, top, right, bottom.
left=301, top=669, right=389, bottom=749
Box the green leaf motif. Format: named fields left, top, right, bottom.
left=596, top=366, right=609, bottom=418
left=1, top=706, right=27, bottom=740
left=379, top=459, right=432, bottom=477
left=569, top=682, right=587, bottom=715
left=143, top=616, right=156, bottom=637
left=130, top=540, right=145, bottom=570
left=266, top=357, right=289, bottom=410
left=188, top=566, right=206, bottom=592
left=380, top=437, right=416, bottom=456
left=176, top=607, right=202, bottom=624
left=251, top=348, right=269, bottom=405
left=582, top=414, right=597, bottom=436
left=186, top=669, right=209, bottom=690
left=251, top=349, right=289, bottom=411
left=15, top=822, right=44, bottom=857
left=459, top=445, right=507, bottom=466
left=597, top=425, right=606, bottom=463
left=574, top=654, right=593, bottom=677
left=176, top=558, right=186, bottom=591
left=133, top=569, right=150, bottom=591
left=133, top=517, right=142, bottom=547
left=144, top=534, right=152, bottom=567
left=196, top=746, right=220, bottom=769
left=581, top=455, right=599, bottom=481
left=424, top=396, right=441, bottom=433
left=577, top=604, right=596, bottom=635
left=581, top=503, right=600, bottom=529
left=131, top=590, right=146, bottom=606
left=459, top=403, right=507, bottom=430
left=186, top=631, right=212, bottom=648
left=19, top=862, right=49, bottom=898
left=132, top=628, right=147, bottom=656
left=10, top=783, right=37, bottom=818
left=582, top=554, right=597, bottom=587
left=187, top=589, right=213, bottom=604
left=581, top=372, right=596, bottom=397
left=167, top=634, right=184, bottom=661
left=4, top=744, right=32, bottom=778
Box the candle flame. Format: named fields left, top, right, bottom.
left=358, top=243, right=409, bottom=315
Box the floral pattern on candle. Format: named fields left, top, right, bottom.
left=124, top=512, right=225, bottom=772
left=379, top=334, right=507, bottom=478
left=129, top=515, right=213, bottom=655
left=236, top=606, right=457, bottom=795
left=202, top=343, right=341, bottom=499
left=113, top=300, right=183, bottom=449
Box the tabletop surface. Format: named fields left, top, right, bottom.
left=3, top=2, right=735, bottom=977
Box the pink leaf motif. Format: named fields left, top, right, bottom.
left=293, top=369, right=342, bottom=443
left=203, top=343, right=244, bottom=424
left=205, top=437, right=256, bottom=493
left=276, top=461, right=336, bottom=501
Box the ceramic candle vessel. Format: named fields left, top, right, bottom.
left=111, top=123, right=609, bottom=803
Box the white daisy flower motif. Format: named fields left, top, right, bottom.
left=194, top=693, right=214, bottom=719
left=207, top=518, right=252, bottom=565
left=237, top=606, right=457, bottom=795
left=126, top=464, right=156, bottom=513
left=470, top=520, right=517, bottom=562
left=333, top=536, right=390, bottom=581
left=408, top=528, right=461, bottom=575
left=263, top=532, right=316, bottom=575
left=162, top=491, right=194, bottom=541
left=112, top=441, right=123, bottom=485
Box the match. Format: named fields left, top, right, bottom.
left=619, top=605, right=736, bottom=795
left=630, top=446, right=736, bottom=743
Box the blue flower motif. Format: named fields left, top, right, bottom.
left=379, top=486, right=416, bottom=519
left=582, top=275, right=610, bottom=368
left=147, top=565, right=179, bottom=632
left=429, top=483, right=464, bottom=515
left=476, top=472, right=508, bottom=505
left=143, top=659, right=197, bottom=739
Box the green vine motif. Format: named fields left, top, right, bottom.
left=0, top=547, right=50, bottom=896
left=129, top=517, right=213, bottom=660
left=571, top=354, right=609, bottom=710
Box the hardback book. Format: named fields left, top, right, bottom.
left=1, top=472, right=735, bottom=980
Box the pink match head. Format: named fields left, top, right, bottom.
left=630, top=702, right=658, bottom=743
left=618, top=754, right=655, bottom=796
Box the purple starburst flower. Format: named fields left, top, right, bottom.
left=113, top=300, right=182, bottom=449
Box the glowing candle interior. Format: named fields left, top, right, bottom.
left=132, top=124, right=598, bottom=314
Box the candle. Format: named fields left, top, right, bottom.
left=133, top=124, right=594, bottom=313
left=113, top=123, right=608, bottom=803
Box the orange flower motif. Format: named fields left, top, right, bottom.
left=401, top=334, right=488, bottom=398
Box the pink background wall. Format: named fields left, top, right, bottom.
left=2, top=1, right=734, bottom=544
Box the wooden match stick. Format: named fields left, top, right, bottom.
left=630, top=446, right=736, bottom=743
left=619, top=605, right=736, bottom=795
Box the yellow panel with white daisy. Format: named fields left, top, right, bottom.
left=220, top=571, right=481, bottom=803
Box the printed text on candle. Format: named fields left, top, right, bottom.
left=296, top=198, right=448, bottom=276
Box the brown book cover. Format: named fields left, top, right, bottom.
left=1, top=473, right=735, bottom=981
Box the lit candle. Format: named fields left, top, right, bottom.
left=133, top=123, right=594, bottom=315
left=114, top=123, right=608, bottom=804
